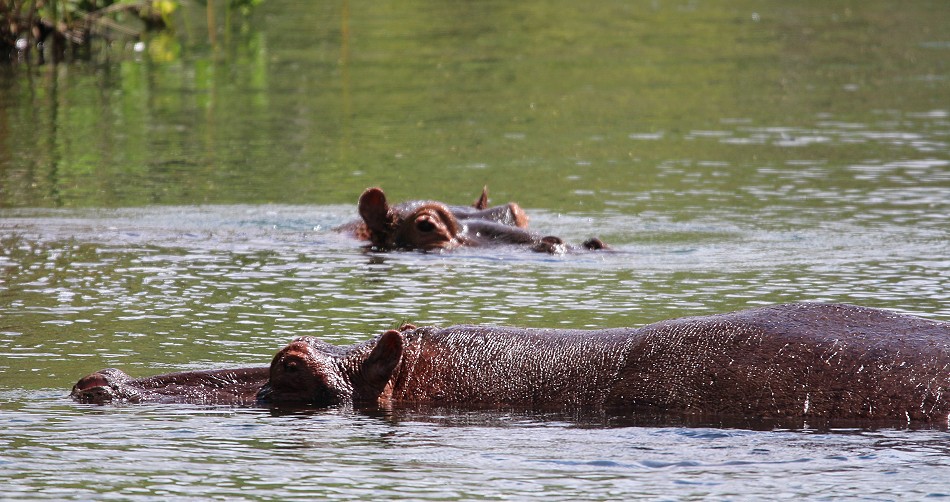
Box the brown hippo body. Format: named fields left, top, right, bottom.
left=259, top=303, right=950, bottom=422
left=341, top=187, right=606, bottom=253
left=72, top=303, right=950, bottom=423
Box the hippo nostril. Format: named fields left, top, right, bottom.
left=416, top=219, right=436, bottom=233
left=283, top=360, right=299, bottom=373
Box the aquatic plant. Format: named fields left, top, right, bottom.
left=0, top=0, right=261, bottom=63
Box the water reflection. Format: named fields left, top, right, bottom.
left=2, top=1, right=948, bottom=210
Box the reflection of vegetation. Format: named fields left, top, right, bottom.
left=0, top=0, right=262, bottom=63
left=0, top=0, right=946, bottom=210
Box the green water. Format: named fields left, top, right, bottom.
left=3, top=0, right=946, bottom=210
left=1, top=0, right=949, bottom=499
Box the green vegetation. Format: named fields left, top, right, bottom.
left=0, top=0, right=261, bottom=62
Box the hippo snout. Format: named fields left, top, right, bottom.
left=71, top=373, right=114, bottom=404
left=70, top=368, right=134, bottom=404
left=74, top=372, right=111, bottom=391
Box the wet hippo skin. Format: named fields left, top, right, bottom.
left=339, top=186, right=607, bottom=253
left=260, top=303, right=950, bottom=422
left=336, top=186, right=529, bottom=240
left=73, top=303, right=950, bottom=423
left=71, top=367, right=270, bottom=405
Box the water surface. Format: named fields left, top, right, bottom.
left=1, top=0, right=949, bottom=499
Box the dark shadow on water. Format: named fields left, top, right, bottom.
left=383, top=403, right=948, bottom=433
left=41, top=386, right=948, bottom=433
left=259, top=399, right=947, bottom=433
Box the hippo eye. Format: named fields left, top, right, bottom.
left=416, top=219, right=436, bottom=232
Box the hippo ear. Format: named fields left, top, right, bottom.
left=473, top=185, right=489, bottom=210
left=358, top=187, right=393, bottom=234
left=357, top=330, right=404, bottom=396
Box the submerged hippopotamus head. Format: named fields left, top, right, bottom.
left=348, top=187, right=607, bottom=253
left=256, top=330, right=405, bottom=407
left=353, top=187, right=531, bottom=251
left=71, top=368, right=140, bottom=403
left=358, top=188, right=464, bottom=251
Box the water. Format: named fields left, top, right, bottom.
left=1, top=0, right=949, bottom=499
left=4, top=400, right=950, bottom=500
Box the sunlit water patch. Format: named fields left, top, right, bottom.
left=3, top=392, right=950, bottom=500
left=1, top=203, right=947, bottom=412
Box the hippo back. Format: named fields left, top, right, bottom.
left=610, top=303, right=950, bottom=421
left=391, top=325, right=638, bottom=407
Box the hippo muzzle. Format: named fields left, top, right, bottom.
left=70, top=368, right=140, bottom=404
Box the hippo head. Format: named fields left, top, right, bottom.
left=358, top=187, right=463, bottom=251
left=257, top=330, right=405, bottom=407
left=71, top=368, right=140, bottom=404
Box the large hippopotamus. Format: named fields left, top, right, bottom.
left=338, top=187, right=607, bottom=253
left=72, top=303, right=950, bottom=424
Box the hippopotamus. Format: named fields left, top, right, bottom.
left=71, top=366, right=269, bottom=405
left=257, top=303, right=950, bottom=422
left=338, top=187, right=607, bottom=253
left=337, top=186, right=528, bottom=237
left=72, top=303, right=950, bottom=424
